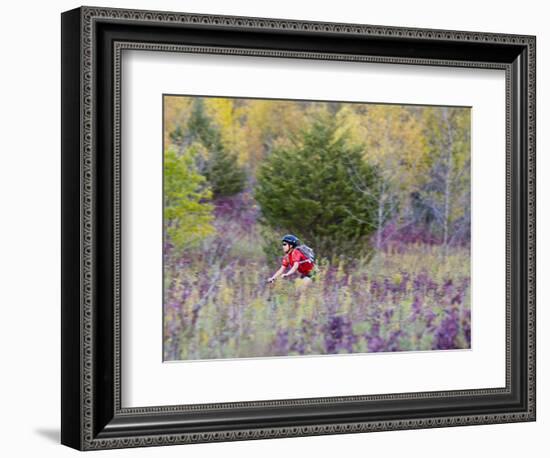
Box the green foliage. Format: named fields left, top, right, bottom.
left=170, top=99, right=246, bottom=198
left=255, top=111, right=382, bottom=260
left=204, top=147, right=248, bottom=198
left=185, top=98, right=224, bottom=151
left=164, top=146, right=215, bottom=250
left=258, top=224, right=282, bottom=266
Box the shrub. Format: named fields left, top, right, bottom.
left=255, top=111, right=381, bottom=261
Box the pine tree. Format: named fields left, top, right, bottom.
left=255, top=111, right=381, bottom=261
left=170, top=98, right=246, bottom=198
left=185, top=99, right=224, bottom=151
left=204, top=148, right=248, bottom=198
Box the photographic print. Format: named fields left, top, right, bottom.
left=162, top=95, right=471, bottom=362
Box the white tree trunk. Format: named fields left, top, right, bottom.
left=442, top=108, right=454, bottom=262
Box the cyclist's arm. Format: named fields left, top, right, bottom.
left=268, top=266, right=286, bottom=282
left=283, top=262, right=299, bottom=277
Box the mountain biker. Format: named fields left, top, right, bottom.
left=267, top=234, right=315, bottom=285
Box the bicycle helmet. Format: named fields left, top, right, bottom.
left=281, top=234, right=300, bottom=247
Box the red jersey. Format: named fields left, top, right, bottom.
left=282, top=248, right=314, bottom=276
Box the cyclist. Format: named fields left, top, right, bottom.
left=267, top=234, right=315, bottom=285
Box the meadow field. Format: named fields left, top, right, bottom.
left=163, top=193, right=471, bottom=361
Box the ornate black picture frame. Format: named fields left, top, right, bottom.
left=61, top=6, right=536, bottom=451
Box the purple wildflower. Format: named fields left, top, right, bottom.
left=433, top=308, right=460, bottom=350
left=383, top=308, right=394, bottom=325
left=424, top=308, right=437, bottom=331
left=408, top=294, right=423, bottom=322
left=367, top=335, right=385, bottom=352
left=274, top=329, right=289, bottom=355
left=324, top=315, right=356, bottom=354
left=462, top=309, right=471, bottom=346
left=386, top=330, right=403, bottom=351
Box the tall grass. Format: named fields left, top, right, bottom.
left=164, top=238, right=471, bottom=361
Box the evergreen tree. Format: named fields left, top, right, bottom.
left=185, top=99, right=224, bottom=151
left=204, top=148, right=248, bottom=198
left=170, top=99, right=247, bottom=198
left=255, top=111, right=381, bottom=261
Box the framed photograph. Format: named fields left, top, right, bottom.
left=61, top=6, right=536, bottom=451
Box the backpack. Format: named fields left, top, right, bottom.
left=295, top=244, right=315, bottom=265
